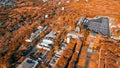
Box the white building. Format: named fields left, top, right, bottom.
left=45, top=30, right=57, bottom=38
left=67, top=32, right=79, bottom=43
left=42, top=0, right=47, bottom=2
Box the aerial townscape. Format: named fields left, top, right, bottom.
left=0, top=0, right=120, bottom=68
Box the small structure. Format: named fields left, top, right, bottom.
left=36, top=43, right=43, bottom=49
left=60, top=42, right=67, bottom=50
left=111, top=36, right=120, bottom=40
left=67, top=32, right=79, bottom=39
left=45, top=14, right=49, bottom=19
left=49, top=56, right=59, bottom=67
left=61, top=7, right=65, bottom=11
left=75, top=26, right=81, bottom=33
left=42, top=39, right=53, bottom=44
left=66, top=0, right=70, bottom=3
left=85, top=0, right=88, bottom=2
left=17, top=58, right=38, bottom=68
left=58, top=1, right=62, bottom=5
left=67, top=36, right=72, bottom=43
left=90, top=32, right=97, bottom=38
left=45, top=30, right=57, bottom=38
left=67, top=32, right=79, bottom=43
left=87, top=41, right=94, bottom=53
left=42, top=0, right=47, bottom=2
left=55, top=50, right=63, bottom=57
left=36, top=39, right=53, bottom=51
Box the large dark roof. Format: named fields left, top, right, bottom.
left=82, top=17, right=110, bottom=37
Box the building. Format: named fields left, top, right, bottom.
left=45, top=30, right=57, bottom=39
left=49, top=56, right=59, bottom=67
left=36, top=38, right=54, bottom=51
left=25, top=26, right=48, bottom=42
left=17, top=58, right=38, bottom=68
left=67, top=32, right=79, bottom=43
left=42, top=0, right=47, bottom=2
left=82, top=17, right=110, bottom=37
left=42, top=39, right=53, bottom=44
left=75, top=26, right=81, bottom=33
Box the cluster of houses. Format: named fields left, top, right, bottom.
left=18, top=25, right=81, bottom=68
left=17, top=16, right=120, bottom=68
left=18, top=25, right=60, bottom=68
left=49, top=42, right=67, bottom=67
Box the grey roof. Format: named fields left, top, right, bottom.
left=82, top=17, right=110, bottom=37
left=28, top=26, right=48, bottom=42
left=17, top=58, right=38, bottom=68
left=45, top=30, right=57, bottom=38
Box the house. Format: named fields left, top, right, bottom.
left=36, top=43, right=43, bottom=49
left=60, top=42, right=67, bottom=50
left=82, top=17, right=110, bottom=37
left=25, top=26, right=48, bottom=42
left=67, top=32, right=79, bottom=43
left=42, top=0, right=47, bottom=2
left=75, top=26, right=81, bottom=33
left=55, top=50, right=63, bottom=57
left=17, top=58, right=38, bottom=68
left=87, top=41, right=94, bottom=53
left=36, top=38, right=53, bottom=51
left=36, top=43, right=50, bottom=51
left=45, top=30, right=57, bottom=39
left=42, top=39, right=53, bottom=45
left=49, top=56, right=59, bottom=67
left=111, top=36, right=120, bottom=40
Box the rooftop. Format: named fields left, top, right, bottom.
left=82, top=17, right=110, bottom=37
left=17, top=58, right=38, bottom=68
left=45, top=30, right=57, bottom=39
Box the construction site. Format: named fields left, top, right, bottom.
left=0, top=0, right=120, bottom=68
